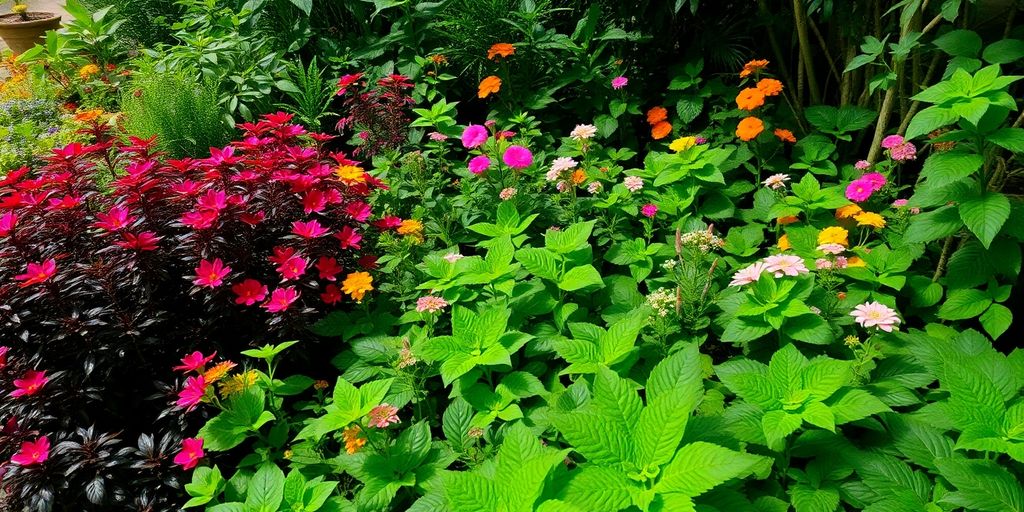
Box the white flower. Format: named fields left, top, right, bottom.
left=442, top=252, right=464, bottom=263
left=549, top=157, right=577, bottom=175
left=570, top=124, right=597, bottom=141
left=762, top=173, right=791, bottom=190
left=623, top=176, right=643, bottom=192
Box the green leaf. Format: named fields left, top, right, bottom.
left=933, top=29, right=982, bottom=57
left=906, top=106, right=959, bottom=139
left=826, top=388, right=891, bottom=424
left=790, top=483, right=841, bottom=512
left=982, top=39, right=1024, bottom=64
left=762, top=410, right=803, bottom=450
left=657, top=442, right=767, bottom=497
left=979, top=303, right=1013, bottom=340
left=935, top=458, right=1024, bottom=512
left=987, top=127, right=1024, bottom=152
left=561, top=466, right=634, bottom=511
left=904, top=205, right=963, bottom=244
left=959, top=190, right=1010, bottom=248
left=515, top=247, right=561, bottom=281
left=288, top=0, right=312, bottom=15
left=246, top=464, right=286, bottom=512
left=938, top=288, right=993, bottom=320
left=545, top=221, right=596, bottom=254
left=559, top=265, right=605, bottom=291
left=920, top=151, right=983, bottom=186
left=676, top=95, right=703, bottom=124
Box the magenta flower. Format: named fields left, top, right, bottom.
left=880, top=135, right=904, bottom=149
left=11, top=370, right=48, bottom=397
left=850, top=301, right=901, bottom=332
left=196, top=189, right=227, bottom=211
left=0, top=346, right=8, bottom=369
left=861, top=172, right=886, bottom=191
left=276, top=255, right=308, bottom=281
left=641, top=204, right=658, bottom=218
left=291, top=220, right=329, bottom=238
left=173, top=438, right=204, bottom=470
left=892, top=199, right=908, bottom=207
left=177, top=375, right=207, bottom=411
left=461, top=124, right=488, bottom=148
left=468, top=155, right=491, bottom=175
left=14, top=259, right=57, bottom=288
left=845, top=179, right=874, bottom=202
left=11, top=436, right=49, bottom=466
left=368, top=403, right=401, bottom=428
left=193, top=258, right=232, bottom=288
left=263, top=287, right=299, bottom=313
left=232, top=279, right=268, bottom=306
left=611, top=76, right=628, bottom=89
left=502, top=145, right=533, bottom=169
left=0, top=211, right=16, bottom=236
left=173, top=351, right=216, bottom=372
left=334, top=226, right=363, bottom=250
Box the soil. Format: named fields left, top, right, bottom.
left=0, top=12, right=58, bottom=24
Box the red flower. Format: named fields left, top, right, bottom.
left=203, top=146, right=241, bottom=167
left=173, top=351, right=215, bottom=373
left=239, top=211, right=266, bottom=225
left=0, top=346, right=8, bottom=369
left=14, top=259, right=57, bottom=288
left=315, top=257, right=343, bottom=281
left=193, top=258, right=232, bottom=288
left=291, top=220, right=329, bottom=238
left=11, top=436, right=49, bottom=466
left=180, top=210, right=218, bottom=230
left=263, top=111, right=294, bottom=126
left=0, top=212, right=17, bottom=236
left=263, top=287, right=299, bottom=313
left=357, top=254, right=379, bottom=270
left=321, top=284, right=342, bottom=305
left=302, top=190, right=327, bottom=214
left=173, top=438, right=204, bottom=470
left=0, top=192, right=23, bottom=209
left=276, top=255, right=308, bottom=281
left=115, top=231, right=160, bottom=251
left=94, top=206, right=137, bottom=232
left=232, top=279, right=268, bottom=306
left=176, top=375, right=207, bottom=411
left=334, top=226, right=362, bottom=250
left=170, top=180, right=201, bottom=196
left=268, top=246, right=297, bottom=265
left=46, top=195, right=83, bottom=210
left=0, top=166, right=29, bottom=187
left=373, top=216, right=402, bottom=230
left=336, top=73, right=364, bottom=95
left=11, top=370, right=48, bottom=397
left=196, top=189, right=228, bottom=211
left=345, top=202, right=372, bottom=222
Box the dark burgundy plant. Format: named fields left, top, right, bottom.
left=0, top=112, right=385, bottom=511
left=334, top=73, right=415, bottom=157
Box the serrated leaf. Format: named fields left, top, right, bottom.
left=959, top=190, right=1010, bottom=248
left=657, top=442, right=767, bottom=497
left=935, top=457, right=1024, bottom=512
left=979, top=303, right=1012, bottom=340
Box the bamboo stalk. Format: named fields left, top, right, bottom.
left=793, top=0, right=822, bottom=104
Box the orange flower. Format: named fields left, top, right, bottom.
left=651, top=121, right=672, bottom=140
left=343, top=425, right=366, bottom=454
left=478, top=76, right=502, bottom=99
left=778, top=234, right=792, bottom=251
left=73, top=109, right=104, bottom=123
left=429, top=54, right=448, bottom=65
left=646, top=106, right=668, bottom=125
left=571, top=169, right=587, bottom=185
left=740, top=59, right=769, bottom=78
left=777, top=215, right=799, bottom=225
left=203, top=361, right=237, bottom=383
left=835, top=204, right=863, bottom=219
left=335, top=164, right=366, bottom=184
left=735, top=88, right=765, bottom=110
left=774, top=128, right=796, bottom=143
left=487, top=43, right=515, bottom=60
left=342, top=272, right=374, bottom=301
left=757, top=78, right=783, bottom=96
left=735, top=117, right=764, bottom=141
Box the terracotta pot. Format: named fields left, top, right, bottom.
left=0, top=12, right=61, bottom=55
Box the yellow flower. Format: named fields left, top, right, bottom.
left=846, top=256, right=867, bottom=268
left=343, top=425, right=367, bottom=454
left=203, top=361, right=237, bottom=383
left=11, top=4, right=27, bottom=14
left=74, top=108, right=104, bottom=123
left=854, top=212, right=886, bottom=229
left=778, top=234, right=791, bottom=251
left=669, top=136, right=697, bottom=152
left=219, top=370, right=259, bottom=397
left=283, top=449, right=293, bottom=460
left=571, top=169, right=587, bottom=185
left=835, top=204, right=862, bottom=219
left=397, top=219, right=424, bottom=242
left=817, top=226, right=850, bottom=247
left=335, top=164, right=366, bottom=184
left=79, top=63, right=100, bottom=80
left=342, top=272, right=374, bottom=302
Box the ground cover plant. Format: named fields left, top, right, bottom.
left=2, top=0, right=1024, bottom=511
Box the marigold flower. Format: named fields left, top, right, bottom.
left=14, top=259, right=57, bottom=288
left=736, top=117, right=764, bottom=141
left=740, top=59, right=769, bottom=77
left=646, top=106, right=668, bottom=125
left=729, top=261, right=767, bottom=287
left=79, top=63, right=100, bottom=80
left=343, top=425, right=366, bottom=454
left=669, top=136, right=697, bottom=152
left=571, top=169, right=587, bottom=185
left=194, top=258, right=232, bottom=288
left=850, top=301, right=901, bottom=332
left=173, top=438, right=204, bottom=470
left=487, top=43, right=515, bottom=60
left=735, top=88, right=765, bottom=110
left=478, top=76, right=502, bottom=99
left=651, top=121, right=672, bottom=140
left=203, top=361, right=237, bottom=383
left=777, top=234, right=791, bottom=251
left=835, top=204, right=862, bottom=219
left=854, top=212, right=886, bottom=229
left=398, top=219, right=424, bottom=240
left=817, top=226, right=850, bottom=247
left=774, top=128, right=796, bottom=143
left=335, top=165, right=366, bottom=184
left=756, top=78, right=783, bottom=96
left=73, top=108, right=104, bottom=123
left=11, top=370, right=48, bottom=397
left=342, top=272, right=374, bottom=301
left=11, top=436, right=49, bottom=466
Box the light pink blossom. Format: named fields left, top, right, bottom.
left=367, top=403, right=400, bottom=428
left=850, top=301, right=901, bottom=332
left=623, top=176, right=643, bottom=192
left=729, top=261, right=768, bottom=287
left=763, top=254, right=809, bottom=277
left=762, top=173, right=790, bottom=190
left=416, top=295, right=449, bottom=313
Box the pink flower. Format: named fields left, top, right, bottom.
left=499, top=187, right=517, bottom=200
left=14, top=259, right=57, bottom=288
left=335, top=226, right=363, bottom=249
left=173, top=438, right=204, bottom=470
left=291, top=220, right=329, bottom=238
left=0, top=211, right=16, bottom=236
left=550, top=157, right=577, bottom=175
left=835, top=256, right=849, bottom=269
left=817, top=243, right=846, bottom=255
left=263, top=287, right=299, bottom=313
left=461, top=124, right=488, bottom=148
left=345, top=201, right=372, bottom=222
left=611, top=76, right=628, bottom=89
left=762, top=173, right=790, bottom=190
left=276, top=255, right=308, bottom=281
left=854, top=160, right=870, bottom=170
left=502, top=145, right=533, bottom=169
left=861, top=172, right=887, bottom=191
left=641, top=203, right=658, bottom=218
left=180, top=210, right=218, bottom=229
left=197, top=189, right=227, bottom=211
left=0, top=346, right=8, bottom=369
left=889, top=142, right=917, bottom=162
left=623, top=176, right=643, bottom=192
left=850, top=301, right=901, bottom=332
left=729, top=261, right=768, bottom=287
left=232, top=279, right=268, bottom=306
left=11, top=436, right=49, bottom=466
left=367, top=403, right=400, bottom=428
left=11, top=370, right=48, bottom=397
left=845, top=179, right=874, bottom=202
left=428, top=132, right=448, bottom=141
left=880, top=135, right=904, bottom=149
left=763, top=254, right=809, bottom=277
left=892, top=199, right=908, bottom=208
left=416, top=295, right=449, bottom=313
left=468, top=155, right=491, bottom=175
left=815, top=258, right=833, bottom=269
left=177, top=375, right=207, bottom=411
left=194, top=259, right=232, bottom=288
left=173, top=351, right=216, bottom=372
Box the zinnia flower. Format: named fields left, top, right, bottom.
left=641, top=204, right=658, bottom=218
left=817, top=226, right=850, bottom=247
left=367, top=404, right=401, bottom=428
left=502, top=145, right=533, bottom=169
left=623, top=176, right=644, bottom=192
left=173, top=438, right=204, bottom=470
left=835, top=204, right=863, bottom=219
left=735, top=88, right=765, bottom=110
left=342, top=272, right=374, bottom=301
left=468, top=155, right=491, bottom=174
left=11, top=370, right=48, bottom=397
left=570, top=124, right=597, bottom=141
left=177, top=375, right=207, bottom=411
left=79, top=63, right=100, bottom=80
left=487, top=43, right=515, bottom=60
left=11, top=436, right=49, bottom=466
left=550, top=156, right=577, bottom=174
left=845, top=179, right=874, bottom=202
left=854, top=212, right=886, bottom=228
left=263, top=287, right=300, bottom=313
left=756, top=78, right=783, bottom=96
left=416, top=295, right=449, bottom=313
left=854, top=160, right=870, bottom=170
left=14, top=259, right=57, bottom=288
left=778, top=234, right=791, bottom=251
left=861, top=172, right=887, bottom=191
left=232, top=279, right=268, bottom=306
left=740, top=59, right=769, bottom=77
left=587, top=182, right=602, bottom=194
left=398, top=219, right=424, bottom=240
left=762, top=173, right=790, bottom=190
left=611, top=76, right=628, bottom=89
left=316, top=257, right=344, bottom=281
left=850, top=301, right=901, bottom=332
left=763, top=254, right=809, bottom=277
left=817, top=243, right=846, bottom=255
left=774, top=128, right=796, bottom=143
left=461, top=124, right=488, bottom=148
left=729, top=261, right=768, bottom=287
left=646, top=106, right=668, bottom=124
left=173, top=351, right=216, bottom=372
left=880, top=135, right=904, bottom=149
left=736, top=117, right=764, bottom=141
left=335, top=165, right=366, bottom=184
left=651, top=121, right=672, bottom=140
left=478, top=76, right=502, bottom=99
left=193, top=258, right=232, bottom=288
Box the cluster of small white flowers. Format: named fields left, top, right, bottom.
left=679, top=230, right=723, bottom=253
left=646, top=288, right=676, bottom=317
left=661, top=259, right=678, bottom=270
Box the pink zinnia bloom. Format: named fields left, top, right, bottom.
left=263, top=287, right=299, bottom=313
left=173, top=351, right=216, bottom=372
left=880, top=135, right=904, bottom=149
left=468, top=155, right=491, bottom=175
left=173, top=438, right=204, bottom=470
left=461, top=124, right=488, bottom=148
left=177, top=375, right=207, bottom=411
left=0, top=211, right=16, bottom=236
left=345, top=201, right=373, bottom=222
left=276, top=255, right=308, bottom=281
left=892, top=199, right=909, bottom=207
left=763, top=254, right=809, bottom=277
left=11, top=370, right=48, bottom=397
left=611, top=76, right=628, bottom=89
left=316, top=257, right=344, bottom=281
left=291, top=220, right=329, bottom=238
left=335, top=226, right=363, bottom=249
left=835, top=256, right=849, bottom=269
left=193, top=258, right=232, bottom=288
left=854, top=160, right=870, bottom=170
left=14, top=259, right=57, bottom=288
left=817, top=243, right=846, bottom=255
left=861, top=172, right=886, bottom=191
left=815, top=258, right=833, bottom=270
left=416, top=295, right=449, bottom=313
left=641, top=204, right=658, bottom=218
left=502, top=145, right=533, bottom=169
left=850, top=301, right=901, bottom=332
left=623, top=176, right=643, bottom=192
left=232, top=279, right=268, bottom=306
left=367, top=403, right=400, bottom=428
left=845, top=179, right=874, bottom=202
left=11, top=436, right=49, bottom=466
left=889, top=142, right=917, bottom=162
left=729, top=261, right=768, bottom=287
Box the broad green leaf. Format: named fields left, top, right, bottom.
left=905, top=106, right=959, bottom=139
left=959, top=190, right=1010, bottom=248
left=559, top=265, right=605, bottom=291
left=933, top=29, right=982, bottom=57
left=761, top=410, right=803, bottom=450
left=935, top=458, right=1024, bottom=512
left=246, top=464, right=285, bottom=512
left=982, top=39, right=1024, bottom=64
left=826, top=388, right=891, bottom=424
left=657, top=442, right=768, bottom=497
left=938, top=288, right=993, bottom=320
left=979, top=303, right=1012, bottom=340
left=920, top=151, right=983, bottom=186
left=515, top=248, right=561, bottom=281
left=904, top=205, right=963, bottom=243
left=561, top=466, right=634, bottom=511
